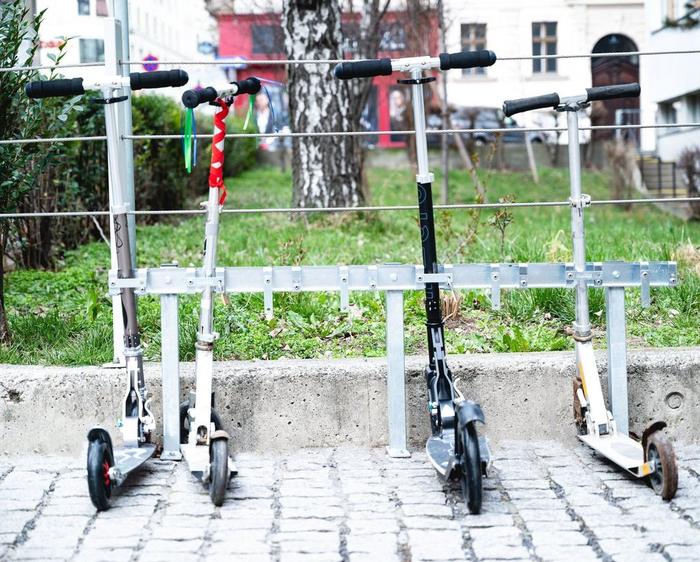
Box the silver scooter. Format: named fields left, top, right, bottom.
left=26, top=69, right=189, bottom=510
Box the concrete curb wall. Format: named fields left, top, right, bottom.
left=1, top=347, right=698, bottom=455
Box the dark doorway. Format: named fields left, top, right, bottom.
left=590, top=34, right=640, bottom=144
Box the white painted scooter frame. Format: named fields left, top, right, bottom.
left=181, top=114, right=235, bottom=482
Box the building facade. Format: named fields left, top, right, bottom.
left=209, top=2, right=438, bottom=148
left=35, top=0, right=218, bottom=92
left=442, top=0, right=646, bottom=143
left=208, top=1, right=646, bottom=147
left=641, top=0, right=700, bottom=160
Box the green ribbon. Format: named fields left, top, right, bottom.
left=182, top=107, right=196, bottom=173
left=243, top=94, right=255, bottom=131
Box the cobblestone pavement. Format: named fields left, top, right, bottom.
left=1, top=441, right=700, bottom=562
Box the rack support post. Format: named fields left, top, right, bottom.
left=160, top=293, right=182, bottom=460
left=605, top=286, right=629, bottom=436
left=386, top=289, right=410, bottom=458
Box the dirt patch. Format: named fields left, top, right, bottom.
left=673, top=243, right=700, bottom=276
left=0, top=383, right=23, bottom=403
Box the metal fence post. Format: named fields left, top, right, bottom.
left=160, top=292, right=182, bottom=460
left=605, top=286, right=629, bottom=436
left=672, top=162, right=677, bottom=197
left=103, top=17, right=126, bottom=366
left=111, top=0, right=137, bottom=269
left=385, top=290, right=410, bottom=458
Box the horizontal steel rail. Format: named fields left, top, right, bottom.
left=120, top=49, right=698, bottom=65
left=2, top=122, right=699, bottom=146
left=1, top=197, right=698, bottom=220
left=2, top=49, right=698, bottom=73
left=108, top=261, right=677, bottom=314
left=0, top=61, right=103, bottom=73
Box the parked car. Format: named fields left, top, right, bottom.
left=427, top=107, right=550, bottom=147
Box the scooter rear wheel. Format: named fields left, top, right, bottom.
left=459, top=423, right=482, bottom=514
left=209, top=437, right=229, bottom=506
left=87, top=440, right=113, bottom=511
left=646, top=431, right=678, bottom=501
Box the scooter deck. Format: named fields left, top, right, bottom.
left=113, top=443, right=157, bottom=477
left=426, top=433, right=454, bottom=476
left=579, top=433, right=649, bottom=477
left=426, top=433, right=491, bottom=479
left=181, top=443, right=237, bottom=482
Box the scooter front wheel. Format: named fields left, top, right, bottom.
left=179, top=401, right=223, bottom=444
left=646, top=431, right=678, bottom=501
left=459, top=422, right=482, bottom=514
left=87, top=439, right=113, bottom=511
left=209, top=437, right=229, bottom=506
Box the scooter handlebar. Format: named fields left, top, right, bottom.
left=502, top=93, right=560, bottom=117
left=27, top=70, right=189, bottom=99
left=182, top=86, right=218, bottom=108
left=233, top=76, right=261, bottom=95
left=182, top=77, right=262, bottom=108
left=586, top=82, right=640, bottom=102
left=25, top=77, right=85, bottom=99
left=129, top=69, right=189, bottom=91
left=333, top=58, right=393, bottom=80
left=438, top=49, right=496, bottom=71
left=334, top=49, right=496, bottom=80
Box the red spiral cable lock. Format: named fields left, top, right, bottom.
left=209, top=99, right=230, bottom=205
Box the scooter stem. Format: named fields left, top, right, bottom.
left=566, top=109, right=591, bottom=339
left=410, top=70, right=433, bottom=184
left=409, top=70, right=445, bottom=371
left=192, top=100, right=229, bottom=445
left=198, top=100, right=229, bottom=342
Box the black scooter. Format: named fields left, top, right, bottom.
left=335, top=49, right=496, bottom=513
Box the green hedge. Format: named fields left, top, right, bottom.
left=11, top=94, right=259, bottom=264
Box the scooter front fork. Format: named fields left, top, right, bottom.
left=120, top=347, right=154, bottom=447
left=190, top=340, right=215, bottom=446
left=425, top=323, right=455, bottom=434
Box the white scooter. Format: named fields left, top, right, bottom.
left=503, top=83, right=678, bottom=500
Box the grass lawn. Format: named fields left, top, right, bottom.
left=2, top=165, right=698, bottom=365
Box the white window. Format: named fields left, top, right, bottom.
left=658, top=100, right=678, bottom=124
left=687, top=93, right=700, bottom=123
left=532, top=22, right=557, bottom=74
left=79, top=38, right=104, bottom=63
left=95, top=0, right=108, bottom=17
left=460, top=24, right=487, bottom=76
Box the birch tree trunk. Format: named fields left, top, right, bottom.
left=283, top=1, right=363, bottom=208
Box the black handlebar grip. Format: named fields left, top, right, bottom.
left=233, top=77, right=261, bottom=96
left=502, top=93, right=561, bottom=117
left=25, top=78, right=85, bottom=99
left=586, top=82, right=640, bottom=102
left=182, top=87, right=217, bottom=108
left=334, top=58, right=393, bottom=80
left=439, top=49, right=496, bottom=71
left=130, top=69, right=189, bottom=91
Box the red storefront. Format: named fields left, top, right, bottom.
left=215, top=11, right=439, bottom=148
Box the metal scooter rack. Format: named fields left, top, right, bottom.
left=109, top=260, right=677, bottom=459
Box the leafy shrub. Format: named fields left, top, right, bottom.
left=6, top=91, right=261, bottom=270
left=131, top=93, right=193, bottom=218
left=0, top=0, right=76, bottom=340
